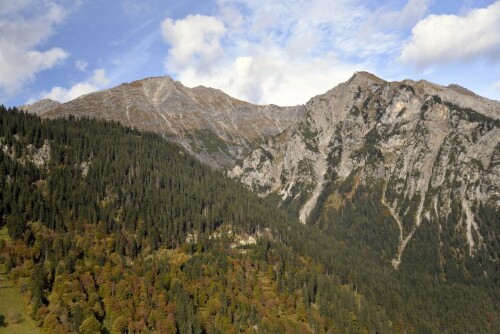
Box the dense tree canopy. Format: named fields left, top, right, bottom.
left=0, top=106, right=392, bottom=333
left=0, top=106, right=498, bottom=333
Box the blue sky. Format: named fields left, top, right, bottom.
left=1, top=0, right=499, bottom=106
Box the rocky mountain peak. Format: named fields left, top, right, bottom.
left=230, top=73, right=499, bottom=270
left=19, top=98, right=60, bottom=115
left=39, top=76, right=306, bottom=168
left=349, top=71, right=386, bottom=85
left=447, top=83, right=478, bottom=97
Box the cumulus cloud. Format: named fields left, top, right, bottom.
left=160, top=1, right=500, bottom=105
left=400, top=1, right=500, bottom=67
left=0, top=1, right=69, bottom=94
left=181, top=52, right=358, bottom=106
left=161, top=0, right=376, bottom=105
left=41, top=68, right=110, bottom=102
left=162, top=15, right=226, bottom=74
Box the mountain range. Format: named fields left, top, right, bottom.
left=30, top=77, right=304, bottom=168
left=6, top=70, right=500, bottom=333
left=23, top=71, right=500, bottom=271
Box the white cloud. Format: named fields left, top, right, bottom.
left=41, top=68, right=110, bottom=102
left=398, top=0, right=430, bottom=25
left=75, top=60, right=88, bottom=72
left=0, top=1, right=69, bottom=94
left=160, top=1, right=500, bottom=105
left=162, top=15, right=226, bottom=74
left=361, top=0, right=430, bottom=34
left=161, top=1, right=376, bottom=105
left=217, top=0, right=371, bottom=57
left=179, top=52, right=359, bottom=106
left=400, top=1, right=500, bottom=67
left=0, top=0, right=33, bottom=15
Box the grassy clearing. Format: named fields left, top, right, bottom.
left=0, top=228, right=39, bottom=334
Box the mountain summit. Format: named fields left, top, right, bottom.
left=231, top=71, right=499, bottom=270
left=19, top=98, right=60, bottom=115
left=40, top=76, right=305, bottom=167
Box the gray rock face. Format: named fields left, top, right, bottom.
left=40, top=76, right=305, bottom=168
left=19, top=98, right=60, bottom=115
left=230, top=71, right=500, bottom=268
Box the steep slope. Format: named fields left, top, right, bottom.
left=7, top=72, right=500, bottom=332
left=19, top=98, right=60, bottom=115
left=0, top=107, right=395, bottom=334
left=29, top=72, right=499, bottom=272
left=40, top=76, right=305, bottom=168
left=231, top=71, right=500, bottom=270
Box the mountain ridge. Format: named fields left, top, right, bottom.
left=24, top=72, right=500, bottom=118
left=8, top=71, right=500, bottom=332
left=21, top=72, right=500, bottom=272
left=38, top=75, right=306, bottom=168
left=232, top=71, right=499, bottom=271
left=22, top=72, right=500, bottom=170
left=19, top=98, right=60, bottom=115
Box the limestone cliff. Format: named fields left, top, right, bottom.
left=230, top=72, right=500, bottom=268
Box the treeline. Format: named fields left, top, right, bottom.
left=0, top=106, right=290, bottom=246
left=0, top=106, right=392, bottom=333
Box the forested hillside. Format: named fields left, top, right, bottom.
left=0, top=106, right=392, bottom=333
left=1, top=106, right=499, bottom=333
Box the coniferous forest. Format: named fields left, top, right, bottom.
left=1, top=106, right=499, bottom=333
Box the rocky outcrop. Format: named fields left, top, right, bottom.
left=19, top=98, right=60, bottom=115
left=40, top=76, right=305, bottom=168
left=230, top=72, right=500, bottom=268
